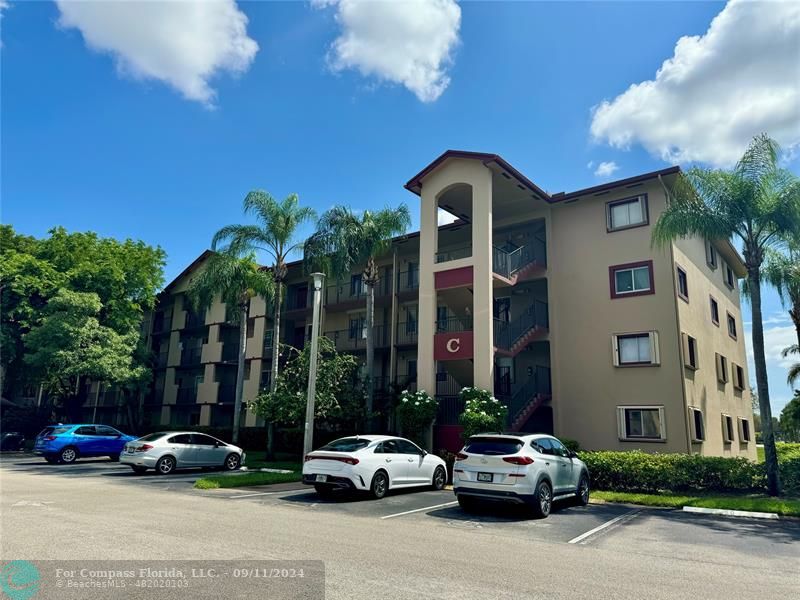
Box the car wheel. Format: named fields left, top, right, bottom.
left=432, top=466, right=446, bottom=490
left=224, top=453, right=241, bottom=471
left=60, top=446, right=78, bottom=464
left=108, top=454, right=120, bottom=462
left=131, top=466, right=148, bottom=475
left=575, top=473, right=590, bottom=506
left=531, top=480, right=552, bottom=518
left=457, top=495, right=478, bottom=512
left=155, top=456, right=176, bottom=475
left=314, top=484, right=334, bottom=498
left=44, top=455, right=58, bottom=464
left=370, top=470, right=389, bottom=499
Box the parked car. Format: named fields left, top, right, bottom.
left=302, top=435, right=448, bottom=499
left=452, top=433, right=589, bottom=518
left=120, top=432, right=245, bottom=475
left=33, top=424, right=137, bottom=463
left=0, top=432, right=26, bottom=451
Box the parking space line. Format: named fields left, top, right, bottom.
left=380, top=501, right=458, bottom=520
left=567, top=509, right=640, bottom=544
left=228, top=489, right=306, bottom=499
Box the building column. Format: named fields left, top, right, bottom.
left=417, top=186, right=439, bottom=397
left=472, top=170, right=494, bottom=391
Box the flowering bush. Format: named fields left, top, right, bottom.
left=458, top=387, right=508, bottom=440
left=396, top=390, right=438, bottom=447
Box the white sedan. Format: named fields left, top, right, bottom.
left=302, top=435, right=448, bottom=499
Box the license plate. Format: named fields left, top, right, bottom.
left=126, top=448, right=134, bottom=453
left=315, top=474, right=328, bottom=483
left=477, top=472, right=493, bottom=483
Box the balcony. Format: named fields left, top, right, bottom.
left=263, top=329, right=274, bottom=351
left=436, top=245, right=472, bottom=264
left=217, top=384, right=236, bottom=404
left=397, top=270, right=419, bottom=294
left=323, top=325, right=390, bottom=353
left=492, top=237, right=547, bottom=280
left=151, top=312, right=172, bottom=335
left=183, top=310, right=207, bottom=330
left=493, top=300, right=549, bottom=353
left=155, top=351, right=169, bottom=369
left=325, top=278, right=391, bottom=307
left=395, top=321, right=418, bottom=346
left=180, top=347, right=202, bottom=367
left=176, top=387, right=197, bottom=405
left=285, top=288, right=310, bottom=311
left=221, top=342, right=240, bottom=363
left=436, top=316, right=473, bottom=333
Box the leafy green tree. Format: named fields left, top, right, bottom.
left=250, top=336, right=361, bottom=431
left=652, top=133, right=800, bottom=495
left=23, top=290, right=148, bottom=420
left=780, top=391, right=800, bottom=442
left=211, top=191, right=315, bottom=456
left=187, top=251, right=273, bottom=443
left=303, top=205, right=411, bottom=427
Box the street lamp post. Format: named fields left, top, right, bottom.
left=303, top=272, right=325, bottom=458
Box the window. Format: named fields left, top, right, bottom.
left=733, top=363, right=745, bottom=390
left=727, top=313, right=737, bottom=339
left=724, top=263, right=735, bottom=288
left=192, top=434, right=221, bottom=446
left=549, top=438, right=569, bottom=457
left=609, top=261, right=654, bottom=298
left=95, top=426, right=120, bottom=437
left=612, top=332, right=660, bottom=366
left=683, top=334, right=699, bottom=369
left=710, top=296, right=720, bottom=326
left=689, top=407, right=705, bottom=442
left=716, top=353, right=729, bottom=384
left=676, top=266, right=689, bottom=301
left=168, top=434, right=192, bottom=444
left=464, top=437, right=524, bottom=455
left=319, top=437, right=371, bottom=452
left=350, top=274, right=363, bottom=297
left=74, top=426, right=97, bottom=436
left=348, top=316, right=365, bottom=339
left=738, top=418, right=752, bottom=442
left=706, top=240, right=718, bottom=269
left=607, top=195, right=648, bottom=231
left=374, top=440, right=398, bottom=454
left=617, top=406, right=666, bottom=441
left=395, top=439, right=423, bottom=455
left=722, top=414, right=735, bottom=443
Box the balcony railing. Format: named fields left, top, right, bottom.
left=285, top=289, right=310, bottom=311
left=436, top=316, right=473, bottom=333
left=395, top=321, right=418, bottom=345
left=435, top=245, right=472, bottom=264
left=323, top=325, right=390, bottom=352
left=397, top=270, right=419, bottom=293
left=152, top=312, right=172, bottom=334
left=325, top=278, right=392, bottom=306
left=221, top=342, right=240, bottom=363
left=217, top=384, right=236, bottom=404
left=505, top=366, right=551, bottom=424
left=183, top=311, right=207, bottom=330
left=263, top=329, right=274, bottom=351
left=493, top=300, right=549, bottom=350
left=176, top=387, right=197, bottom=405
left=180, top=347, right=202, bottom=367
left=492, top=237, right=547, bottom=278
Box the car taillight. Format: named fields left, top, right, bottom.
left=503, top=456, right=534, bottom=465
left=304, top=454, right=359, bottom=465
left=44, top=436, right=56, bottom=441
left=135, top=444, right=153, bottom=452
left=455, top=453, right=468, bottom=461
left=342, top=457, right=359, bottom=465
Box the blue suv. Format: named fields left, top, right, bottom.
left=34, top=424, right=137, bottom=464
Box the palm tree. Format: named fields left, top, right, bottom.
left=652, top=133, right=800, bottom=496
left=188, top=251, right=273, bottom=444
left=304, top=205, right=411, bottom=429
left=763, top=235, right=800, bottom=348
left=212, top=192, right=315, bottom=457
left=784, top=345, right=799, bottom=387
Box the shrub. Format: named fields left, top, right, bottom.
left=560, top=438, right=580, bottom=453
left=396, top=390, right=437, bottom=447
left=779, top=458, right=800, bottom=495
left=458, top=387, right=508, bottom=440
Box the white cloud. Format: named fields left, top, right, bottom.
left=315, top=0, right=461, bottom=102
left=590, top=0, right=800, bottom=167
left=55, top=0, right=258, bottom=106
left=593, top=161, right=619, bottom=178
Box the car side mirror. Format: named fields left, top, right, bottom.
left=422, top=450, right=428, bottom=456
left=568, top=450, right=577, bottom=459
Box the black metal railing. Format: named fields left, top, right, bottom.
left=493, top=300, right=549, bottom=349
left=435, top=245, right=472, bottom=264
left=152, top=312, right=172, bottom=334
left=285, top=288, right=310, bottom=311
left=436, top=396, right=464, bottom=426
left=183, top=310, right=206, bottom=330
left=221, top=342, right=240, bottom=363
left=506, top=366, right=551, bottom=425
left=263, top=329, right=274, bottom=351
left=395, top=321, right=418, bottom=345
left=397, top=270, right=419, bottom=293
left=180, top=347, right=202, bottom=367
left=323, top=325, right=390, bottom=352
left=217, top=384, right=236, bottom=404
left=492, top=237, right=547, bottom=278
left=324, top=278, right=392, bottom=306
left=176, top=387, right=197, bottom=405
left=436, top=316, right=473, bottom=333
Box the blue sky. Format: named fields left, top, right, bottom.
left=2, top=1, right=798, bottom=413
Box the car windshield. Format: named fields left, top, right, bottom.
left=137, top=432, right=168, bottom=442
left=38, top=426, right=71, bottom=436
left=318, top=438, right=371, bottom=452
left=464, top=437, right=523, bottom=455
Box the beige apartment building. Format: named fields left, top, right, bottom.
left=130, top=150, right=755, bottom=458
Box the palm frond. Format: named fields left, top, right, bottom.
left=788, top=362, right=800, bottom=387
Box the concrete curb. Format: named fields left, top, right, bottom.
left=682, top=506, right=780, bottom=520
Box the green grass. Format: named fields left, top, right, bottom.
left=194, top=471, right=302, bottom=490
left=593, top=490, right=800, bottom=517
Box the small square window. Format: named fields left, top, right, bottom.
left=710, top=297, right=720, bottom=325
left=724, top=263, right=736, bottom=288
left=610, top=261, right=654, bottom=298
left=683, top=334, right=699, bottom=370
left=738, top=418, right=752, bottom=442
left=716, top=353, right=729, bottom=384
left=722, top=414, right=735, bottom=443
left=706, top=241, right=718, bottom=270
left=689, top=407, right=705, bottom=442
left=613, top=332, right=659, bottom=366
left=607, top=195, right=648, bottom=231
left=617, top=406, right=666, bottom=441
left=733, top=364, right=745, bottom=390
left=727, top=313, right=737, bottom=339
left=676, top=266, right=689, bottom=301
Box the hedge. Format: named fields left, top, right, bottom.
left=578, top=450, right=800, bottom=496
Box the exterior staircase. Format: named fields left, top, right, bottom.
left=505, top=366, right=552, bottom=432
left=492, top=237, right=547, bottom=284
left=493, top=299, right=549, bottom=356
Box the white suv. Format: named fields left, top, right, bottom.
left=453, top=433, right=589, bottom=518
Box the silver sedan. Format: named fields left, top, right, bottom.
left=120, top=431, right=245, bottom=475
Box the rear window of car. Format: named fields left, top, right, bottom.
left=137, top=433, right=168, bottom=442
left=319, top=438, right=371, bottom=452
left=464, top=437, right=523, bottom=455
left=38, top=427, right=71, bottom=436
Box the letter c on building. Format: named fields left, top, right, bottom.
left=446, top=338, right=461, bottom=353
